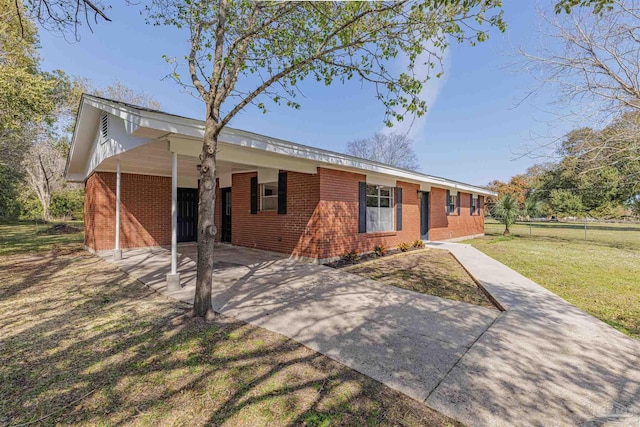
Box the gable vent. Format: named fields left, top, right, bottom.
left=100, top=113, right=109, bottom=143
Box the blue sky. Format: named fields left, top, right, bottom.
left=38, top=1, right=566, bottom=186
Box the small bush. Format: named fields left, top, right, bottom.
left=411, top=239, right=425, bottom=249
left=398, top=242, right=411, bottom=252
left=343, top=250, right=359, bottom=263
left=19, top=192, right=43, bottom=220
left=374, top=244, right=387, bottom=257
left=51, top=188, right=84, bottom=220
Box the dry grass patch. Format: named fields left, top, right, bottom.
left=343, top=249, right=496, bottom=309
left=0, top=247, right=460, bottom=426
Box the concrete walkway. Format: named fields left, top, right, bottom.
left=100, top=244, right=499, bottom=403
left=426, top=242, right=640, bottom=426
left=100, top=243, right=640, bottom=426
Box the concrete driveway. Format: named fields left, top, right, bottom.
left=103, top=243, right=499, bottom=402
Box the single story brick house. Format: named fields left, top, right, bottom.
left=66, top=95, right=495, bottom=268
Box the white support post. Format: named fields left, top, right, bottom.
left=167, top=151, right=181, bottom=291
left=113, top=160, right=122, bottom=260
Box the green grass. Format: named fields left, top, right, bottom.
left=484, top=218, right=640, bottom=250
left=467, top=225, right=640, bottom=338
left=0, top=247, right=459, bottom=426
left=0, top=220, right=84, bottom=255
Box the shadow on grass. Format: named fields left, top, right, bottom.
left=0, top=249, right=454, bottom=426
left=132, top=242, right=640, bottom=426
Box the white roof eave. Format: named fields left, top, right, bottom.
left=69, top=95, right=496, bottom=197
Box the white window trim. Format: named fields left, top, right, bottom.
left=260, top=182, right=278, bottom=211
left=366, top=184, right=395, bottom=233
left=448, top=194, right=457, bottom=214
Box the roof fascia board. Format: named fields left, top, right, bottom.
left=79, top=95, right=496, bottom=196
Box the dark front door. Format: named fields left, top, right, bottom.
left=420, top=191, right=429, bottom=239
left=177, top=188, right=198, bottom=242
left=221, top=187, right=232, bottom=242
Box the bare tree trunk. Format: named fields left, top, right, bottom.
left=42, top=197, right=50, bottom=221
left=193, top=109, right=218, bottom=319
left=503, top=224, right=511, bottom=236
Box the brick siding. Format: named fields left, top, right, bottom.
left=230, top=171, right=321, bottom=258
left=84, top=168, right=485, bottom=259
left=84, top=172, right=171, bottom=251
left=428, top=187, right=484, bottom=241
left=311, top=168, right=422, bottom=259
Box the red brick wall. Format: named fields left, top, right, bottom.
left=230, top=171, right=321, bottom=258
left=226, top=168, right=425, bottom=260
left=313, top=168, right=421, bottom=260
left=84, top=172, right=171, bottom=251
left=84, top=169, right=485, bottom=258
left=428, top=187, right=485, bottom=241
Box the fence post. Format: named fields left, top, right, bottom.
left=584, top=220, right=587, bottom=240
left=530, top=220, right=532, bottom=237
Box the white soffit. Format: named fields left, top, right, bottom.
left=366, top=173, right=396, bottom=187
left=258, top=168, right=279, bottom=184
left=178, top=176, right=199, bottom=188
left=219, top=172, right=232, bottom=188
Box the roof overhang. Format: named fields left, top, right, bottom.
left=66, top=94, right=497, bottom=197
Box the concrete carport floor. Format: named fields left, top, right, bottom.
left=101, top=242, right=500, bottom=403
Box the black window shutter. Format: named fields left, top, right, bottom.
left=250, top=176, right=258, bottom=214
left=396, top=187, right=403, bottom=231
left=358, top=182, right=366, bottom=233
left=470, top=194, right=474, bottom=215
left=277, top=171, right=287, bottom=215
left=457, top=193, right=461, bottom=215
left=446, top=190, right=450, bottom=215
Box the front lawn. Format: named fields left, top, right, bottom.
left=0, top=220, right=84, bottom=255
left=342, top=250, right=496, bottom=309
left=467, top=235, right=640, bottom=339
left=484, top=218, right=640, bottom=250
left=0, top=247, right=459, bottom=426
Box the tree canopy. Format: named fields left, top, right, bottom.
left=346, top=133, right=421, bottom=171
left=491, top=113, right=640, bottom=220
left=147, top=0, right=507, bottom=318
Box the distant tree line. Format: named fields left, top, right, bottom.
left=0, top=0, right=160, bottom=222
left=488, top=112, right=640, bottom=220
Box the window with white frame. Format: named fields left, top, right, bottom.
left=448, top=194, right=457, bottom=214
left=260, top=182, right=278, bottom=211
left=471, top=196, right=478, bottom=215
left=366, top=185, right=394, bottom=232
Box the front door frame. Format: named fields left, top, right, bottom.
left=221, top=187, right=232, bottom=243
left=177, top=187, right=198, bottom=243
left=420, top=191, right=429, bottom=240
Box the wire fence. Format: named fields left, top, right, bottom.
left=484, top=218, right=640, bottom=249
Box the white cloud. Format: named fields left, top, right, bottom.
left=381, top=42, right=451, bottom=139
